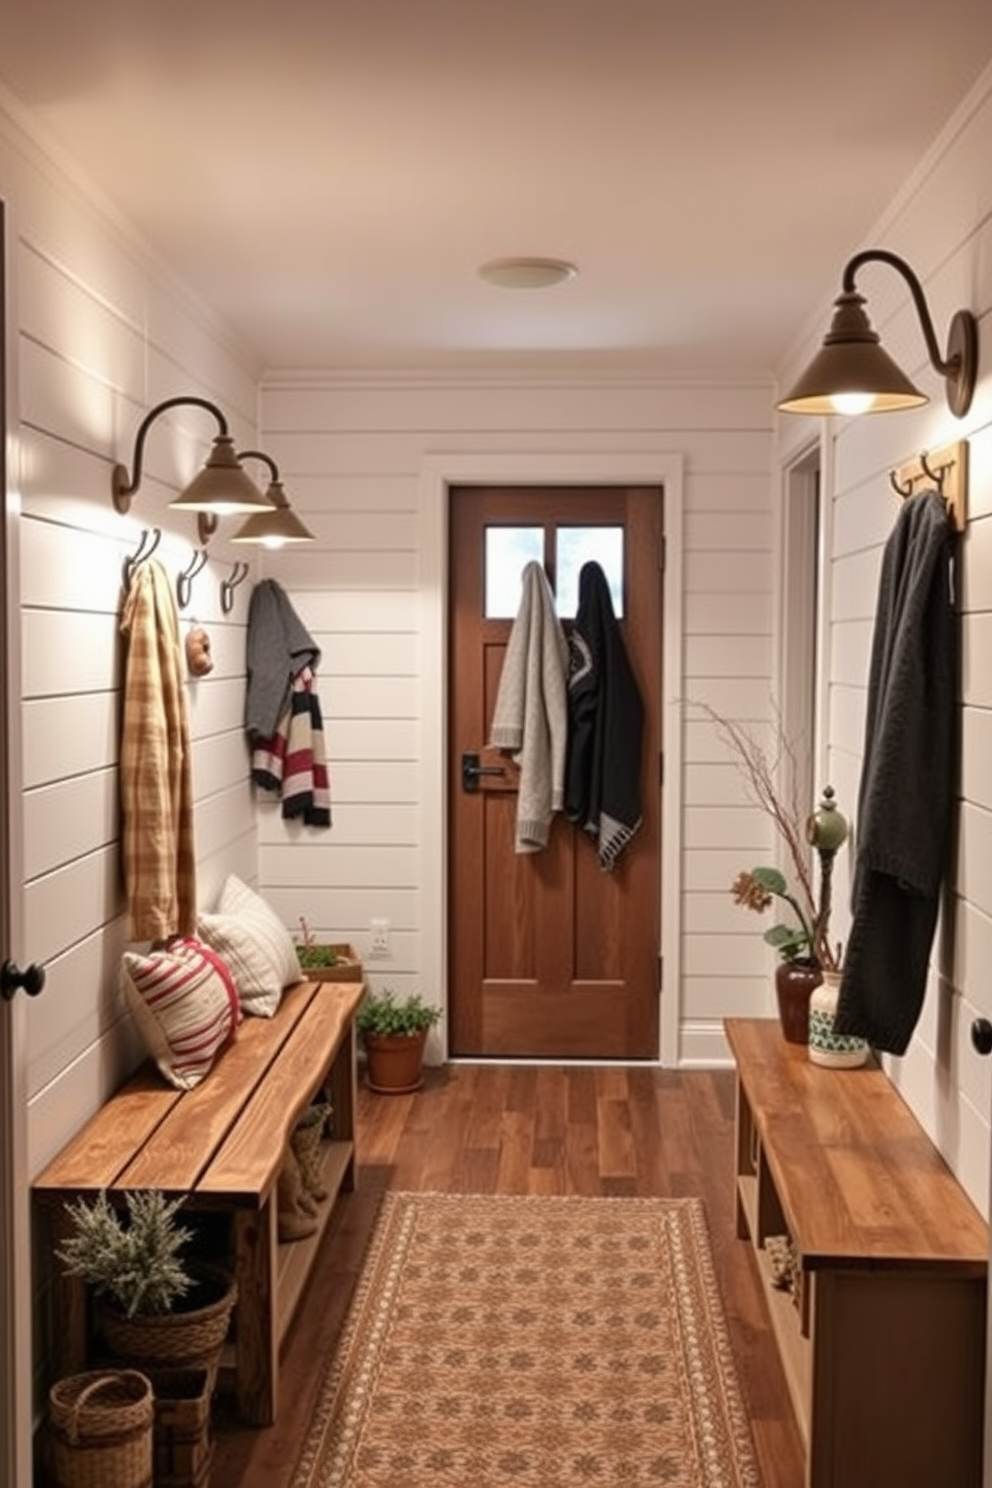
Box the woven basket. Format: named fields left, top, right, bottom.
left=49, top=1369, right=153, bottom=1488
left=99, top=1264, right=237, bottom=1380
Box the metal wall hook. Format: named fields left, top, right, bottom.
left=888, top=469, right=915, bottom=498
left=176, top=548, right=209, bottom=610
left=919, top=450, right=947, bottom=491
left=123, top=527, right=161, bottom=587
left=220, top=562, right=250, bottom=614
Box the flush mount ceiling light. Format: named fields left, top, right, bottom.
left=229, top=450, right=315, bottom=547
left=112, top=397, right=275, bottom=532
left=778, top=249, right=978, bottom=418
left=478, top=256, right=578, bottom=290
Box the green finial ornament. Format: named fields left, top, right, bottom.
left=806, top=785, right=849, bottom=855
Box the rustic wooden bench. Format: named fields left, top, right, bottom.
left=725, top=1017, right=988, bottom=1488
left=33, top=978, right=363, bottom=1426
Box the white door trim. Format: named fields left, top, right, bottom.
left=418, top=449, right=685, bottom=1067
left=0, top=196, right=33, bottom=1487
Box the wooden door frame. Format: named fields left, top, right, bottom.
left=418, top=450, right=685, bottom=1067
left=0, top=197, right=32, bottom=1485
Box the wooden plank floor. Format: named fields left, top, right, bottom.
left=209, top=1062, right=805, bottom=1487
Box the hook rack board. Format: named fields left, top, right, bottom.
left=891, top=438, right=968, bottom=532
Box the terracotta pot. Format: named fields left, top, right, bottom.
left=774, top=959, right=822, bottom=1045
left=364, top=1030, right=428, bottom=1094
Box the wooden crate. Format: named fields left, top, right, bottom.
left=297, top=943, right=363, bottom=983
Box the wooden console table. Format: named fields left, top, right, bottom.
left=725, top=1017, right=988, bottom=1488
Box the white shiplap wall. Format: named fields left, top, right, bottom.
left=777, top=66, right=992, bottom=1211
left=0, top=101, right=263, bottom=1179
left=257, top=375, right=781, bottom=1063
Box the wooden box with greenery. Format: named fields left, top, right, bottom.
left=56, top=1190, right=237, bottom=1381
left=295, top=918, right=363, bottom=982
left=356, top=987, right=442, bottom=1094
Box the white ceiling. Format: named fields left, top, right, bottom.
left=1, top=1, right=991, bottom=376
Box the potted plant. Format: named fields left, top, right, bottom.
left=732, top=784, right=845, bottom=1045
left=55, top=1189, right=237, bottom=1380
left=356, top=987, right=442, bottom=1093
left=692, top=701, right=865, bottom=1060
left=295, top=917, right=363, bottom=982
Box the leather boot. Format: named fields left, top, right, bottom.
left=277, top=1143, right=318, bottom=1241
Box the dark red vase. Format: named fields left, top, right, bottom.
left=774, top=959, right=822, bottom=1045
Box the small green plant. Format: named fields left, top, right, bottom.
left=296, top=916, right=340, bottom=969
left=356, top=987, right=442, bottom=1040
left=56, top=1189, right=193, bottom=1318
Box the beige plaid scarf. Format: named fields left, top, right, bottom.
left=120, top=559, right=196, bottom=940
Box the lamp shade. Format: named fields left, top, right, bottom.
left=168, top=435, right=274, bottom=515
left=778, top=290, right=928, bottom=416
left=231, top=481, right=315, bottom=546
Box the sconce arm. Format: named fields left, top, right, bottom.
left=236, top=449, right=280, bottom=483
left=113, top=395, right=229, bottom=512
left=842, top=250, right=952, bottom=377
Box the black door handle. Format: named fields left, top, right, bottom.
left=0, top=960, right=46, bottom=1001
left=971, top=1018, right=992, bottom=1056
left=462, top=751, right=507, bottom=793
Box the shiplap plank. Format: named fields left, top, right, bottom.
left=23, top=770, right=118, bottom=883
left=22, top=610, right=120, bottom=697
left=24, top=845, right=123, bottom=967
left=259, top=803, right=418, bottom=846
left=22, top=694, right=117, bottom=788
left=264, top=886, right=419, bottom=930
left=26, top=925, right=131, bottom=1103
left=682, top=933, right=767, bottom=978
left=683, top=805, right=770, bottom=851
left=829, top=618, right=873, bottom=689
left=961, top=707, right=992, bottom=812
left=324, top=718, right=418, bottom=761
left=684, top=550, right=773, bottom=594
left=318, top=675, right=419, bottom=721
left=684, top=591, right=772, bottom=636
left=961, top=617, right=992, bottom=709
left=683, top=511, right=772, bottom=551
left=682, top=976, right=774, bottom=1021
left=956, top=801, right=992, bottom=918
left=683, top=848, right=772, bottom=893
left=959, top=513, right=992, bottom=613
left=311, top=632, right=418, bottom=677
left=831, top=546, right=884, bottom=622
left=261, top=844, right=418, bottom=888
left=683, top=762, right=753, bottom=809
left=684, top=634, right=771, bottom=679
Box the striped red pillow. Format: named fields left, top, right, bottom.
left=121, top=936, right=242, bottom=1090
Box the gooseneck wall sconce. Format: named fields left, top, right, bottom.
left=778, top=249, right=978, bottom=418
left=229, top=450, right=315, bottom=547
left=112, top=397, right=275, bottom=541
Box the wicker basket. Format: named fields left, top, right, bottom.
left=49, top=1369, right=153, bottom=1488
left=99, top=1264, right=236, bottom=1382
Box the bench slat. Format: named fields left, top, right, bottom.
left=117, top=980, right=321, bottom=1193
left=199, top=982, right=363, bottom=1204
left=33, top=1071, right=182, bottom=1194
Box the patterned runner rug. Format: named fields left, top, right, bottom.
left=291, top=1191, right=763, bottom=1487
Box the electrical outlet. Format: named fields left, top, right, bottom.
left=368, top=918, right=391, bottom=958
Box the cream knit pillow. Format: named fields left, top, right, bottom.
left=197, top=874, right=304, bottom=1017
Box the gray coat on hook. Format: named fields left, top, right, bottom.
left=245, top=579, right=321, bottom=740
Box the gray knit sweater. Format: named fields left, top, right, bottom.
left=489, top=561, right=569, bottom=852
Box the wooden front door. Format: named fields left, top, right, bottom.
left=448, top=485, right=662, bottom=1059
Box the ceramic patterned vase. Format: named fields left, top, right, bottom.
left=808, top=970, right=869, bottom=1068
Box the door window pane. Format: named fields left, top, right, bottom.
left=556, top=527, right=624, bottom=617
left=484, top=527, right=544, bottom=617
